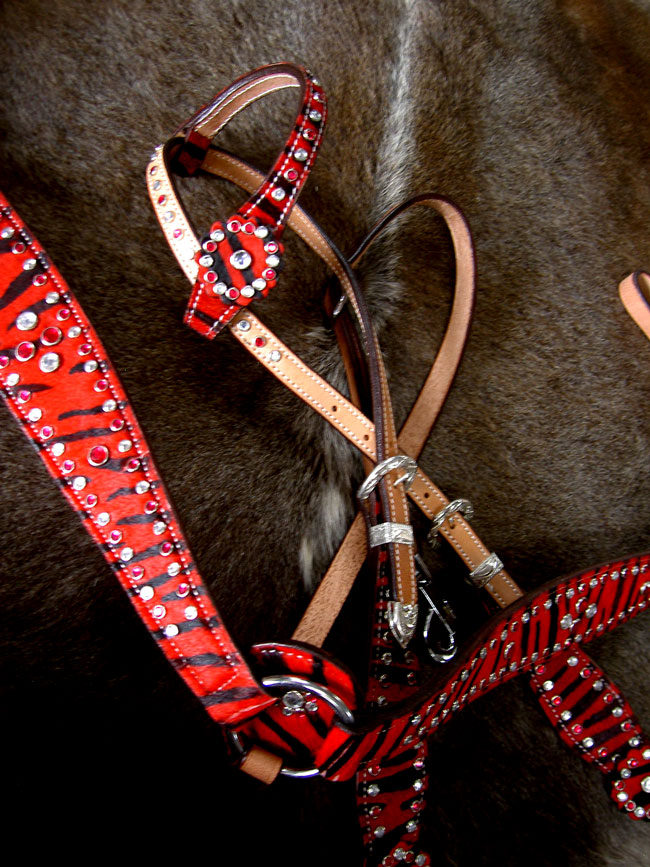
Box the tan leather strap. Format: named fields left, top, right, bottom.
left=620, top=271, right=650, bottom=341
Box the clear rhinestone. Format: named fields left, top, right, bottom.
left=254, top=226, right=269, bottom=239
left=97, top=512, right=110, bottom=526
left=83, top=360, right=98, bottom=373
left=544, top=599, right=553, bottom=609
left=271, top=187, right=286, bottom=202
left=406, top=820, right=418, bottom=834
left=367, top=784, right=380, bottom=797
left=120, top=547, right=134, bottom=562
left=39, top=352, right=60, bottom=373
left=269, top=350, right=282, bottom=362
left=240, top=286, right=255, bottom=299
left=153, top=521, right=166, bottom=535
left=309, top=109, right=322, bottom=122
left=135, top=481, right=150, bottom=494
left=612, top=707, right=624, bottom=718
left=582, top=737, right=594, bottom=749
left=213, top=282, right=227, bottom=295
left=630, top=737, right=642, bottom=747
left=266, top=254, right=280, bottom=267
left=373, top=827, right=385, bottom=838
left=252, top=278, right=267, bottom=291
left=27, top=408, right=42, bottom=422
left=209, top=229, right=225, bottom=242
left=621, top=769, right=632, bottom=779
left=304, top=700, right=318, bottom=713
left=167, top=562, right=181, bottom=577
left=139, top=586, right=154, bottom=601
left=542, top=680, right=554, bottom=692
left=72, top=476, right=87, bottom=491
left=1, top=227, right=15, bottom=239
left=560, top=710, right=572, bottom=722
left=413, top=779, right=424, bottom=791
left=394, top=850, right=407, bottom=862
left=17, top=311, right=38, bottom=331
left=199, top=254, right=214, bottom=267
left=635, top=807, right=646, bottom=818
left=415, top=857, right=427, bottom=867
left=643, top=748, right=650, bottom=761
left=164, top=624, right=179, bottom=638
left=592, top=680, right=604, bottom=691
left=294, top=148, right=309, bottom=162
left=50, top=442, right=65, bottom=457
left=567, top=655, right=579, bottom=667
left=560, top=614, right=573, bottom=630
left=22, top=258, right=37, bottom=271
left=642, top=776, right=650, bottom=794
left=45, top=291, right=60, bottom=304
left=281, top=690, right=304, bottom=712
left=237, top=319, right=251, bottom=332
left=102, top=399, right=117, bottom=412
left=184, top=605, right=198, bottom=620
left=118, top=439, right=132, bottom=452
left=230, top=249, right=252, bottom=270
left=617, top=791, right=629, bottom=802
left=163, top=210, right=175, bottom=222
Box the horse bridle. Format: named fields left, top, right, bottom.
left=1, top=64, right=649, bottom=866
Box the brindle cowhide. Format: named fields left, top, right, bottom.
left=1, top=1, right=649, bottom=864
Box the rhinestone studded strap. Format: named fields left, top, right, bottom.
left=147, top=63, right=326, bottom=338
left=0, top=194, right=275, bottom=726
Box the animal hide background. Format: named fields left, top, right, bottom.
left=1, top=0, right=650, bottom=863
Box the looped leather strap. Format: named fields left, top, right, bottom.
left=147, top=62, right=326, bottom=338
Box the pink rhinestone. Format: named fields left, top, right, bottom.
left=622, top=721, right=634, bottom=732
left=615, top=781, right=625, bottom=791
left=625, top=801, right=637, bottom=812
left=33, top=273, right=47, bottom=286
left=15, top=342, right=35, bottom=361
left=149, top=165, right=157, bottom=175
left=94, top=379, right=108, bottom=392
left=603, top=693, right=615, bottom=704
left=262, top=268, right=276, bottom=281
left=243, top=221, right=256, bottom=234
left=110, top=418, right=124, bottom=432
left=173, top=228, right=183, bottom=239
left=62, top=460, right=75, bottom=473
left=176, top=583, right=190, bottom=598
left=131, top=565, right=144, bottom=580
left=227, top=219, right=241, bottom=233
left=226, top=288, right=240, bottom=301
left=254, top=337, right=266, bottom=348
left=157, top=195, right=166, bottom=205
left=17, top=389, right=31, bottom=402
left=284, top=169, right=298, bottom=182
left=78, top=343, right=92, bottom=356
left=203, top=240, right=217, bottom=253
left=205, top=271, right=217, bottom=283
left=86, top=494, right=98, bottom=507
left=152, top=604, right=166, bottom=619
left=12, top=242, right=26, bottom=254
left=410, top=800, right=424, bottom=813
left=264, top=241, right=279, bottom=254
left=160, top=541, right=173, bottom=556
left=571, top=724, right=583, bottom=735
left=535, top=665, right=546, bottom=676
left=302, top=127, right=316, bottom=141
left=57, top=308, right=71, bottom=321
left=144, top=501, right=157, bottom=514
left=125, top=458, right=140, bottom=472
left=628, top=758, right=639, bottom=768
left=41, top=326, right=62, bottom=346
left=551, top=696, right=562, bottom=707
left=368, top=806, right=382, bottom=818
left=40, top=425, right=54, bottom=439
left=88, top=445, right=109, bottom=467
left=0, top=355, right=9, bottom=368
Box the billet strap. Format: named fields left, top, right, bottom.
left=148, top=69, right=418, bottom=648
left=148, top=62, right=327, bottom=338
left=0, top=194, right=273, bottom=726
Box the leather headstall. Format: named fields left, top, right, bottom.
left=1, top=64, right=649, bottom=867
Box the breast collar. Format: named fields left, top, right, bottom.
left=1, top=64, right=649, bottom=866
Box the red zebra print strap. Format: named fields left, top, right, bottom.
left=531, top=645, right=650, bottom=820
left=147, top=63, right=327, bottom=338
left=0, top=193, right=273, bottom=726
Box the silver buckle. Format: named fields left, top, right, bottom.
left=468, top=552, right=504, bottom=588
left=427, top=498, right=474, bottom=547
left=357, top=455, right=418, bottom=501
left=228, top=674, right=354, bottom=780
left=368, top=522, right=414, bottom=547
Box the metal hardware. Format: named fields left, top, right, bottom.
left=387, top=601, right=418, bottom=649
left=428, top=498, right=474, bottom=547
left=368, top=522, right=414, bottom=548
left=415, top=554, right=457, bottom=663
left=228, top=674, right=354, bottom=779
left=468, top=552, right=504, bottom=589
left=358, top=455, right=418, bottom=502
left=332, top=293, right=348, bottom=318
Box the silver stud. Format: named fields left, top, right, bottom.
left=643, top=748, right=650, bottom=760
left=521, top=612, right=530, bottom=623
left=634, top=806, right=646, bottom=818
left=164, top=624, right=179, bottom=638
left=102, top=399, right=117, bottom=412
left=17, top=311, right=38, bottom=331
left=560, top=710, right=572, bottom=722
left=406, top=820, right=417, bottom=834
left=167, top=562, right=181, bottom=577
left=72, top=476, right=87, bottom=491
left=97, top=512, right=110, bottom=526
left=254, top=226, right=269, bottom=239
left=50, top=442, right=65, bottom=457
left=373, top=827, right=385, bottom=838
left=415, top=857, right=427, bottom=867
left=83, top=360, right=98, bottom=373
left=393, top=850, right=407, bottom=862
left=184, top=605, right=198, bottom=620
left=641, top=776, right=650, bottom=793
left=214, top=282, right=227, bottom=295
left=153, top=521, right=166, bottom=535
left=240, top=286, right=255, bottom=299
left=45, top=291, right=60, bottom=304
left=22, top=258, right=37, bottom=271
left=237, top=319, right=251, bottom=332
left=139, top=586, right=154, bottom=601
left=367, top=784, right=380, bottom=797
left=544, top=599, right=553, bottom=609
left=230, top=250, right=252, bottom=270
left=582, top=737, right=594, bottom=749
left=135, top=481, right=150, bottom=494
left=271, top=188, right=286, bottom=202
left=567, top=655, right=579, bottom=667
left=542, top=680, right=554, bottom=692
left=199, top=255, right=214, bottom=267
left=585, top=603, right=598, bottom=618
left=616, top=791, right=629, bottom=802
left=120, top=547, right=134, bottom=562
left=560, top=614, right=574, bottom=630
left=269, top=350, right=282, bottom=362
left=38, top=352, right=60, bottom=373
left=592, top=680, right=604, bottom=691
left=1, top=227, right=15, bottom=239
left=117, top=439, right=132, bottom=452
left=309, top=109, right=322, bottom=122
left=252, top=278, right=267, bottom=291
left=265, top=254, right=280, bottom=267
left=294, top=148, right=309, bottom=162
left=27, top=408, right=42, bottom=422
left=612, top=707, right=624, bottom=718
left=611, top=571, right=620, bottom=580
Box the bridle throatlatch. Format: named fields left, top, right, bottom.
left=1, top=64, right=649, bottom=866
